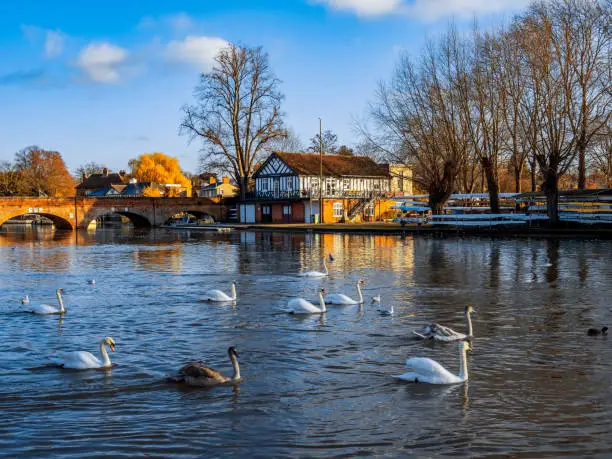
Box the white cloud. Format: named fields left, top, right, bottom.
left=166, top=36, right=229, bottom=70
left=313, top=0, right=401, bottom=16
left=45, top=30, right=64, bottom=58
left=313, top=0, right=529, bottom=19
left=403, top=0, right=531, bottom=21
left=77, top=43, right=128, bottom=83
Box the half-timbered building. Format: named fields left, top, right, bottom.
left=239, top=152, right=412, bottom=223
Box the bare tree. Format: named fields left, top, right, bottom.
left=307, top=129, right=338, bottom=154
left=74, top=161, right=106, bottom=181
left=0, top=161, right=23, bottom=196
left=264, top=127, right=304, bottom=154
left=590, top=124, right=612, bottom=186
left=180, top=44, right=285, bottom=200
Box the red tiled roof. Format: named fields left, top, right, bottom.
left=273, top=152, right=390, bottom=177
left=76, top=173, right=128, bottom=189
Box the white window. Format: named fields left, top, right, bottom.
left=333, top=202, right=343, bottom=218
left=287, top=179, right=293, bottom=190
left=283, top=205, right=292, bottom=215
left=365, top=204, right=375, bottom=217
left=261, top=180, right=269, bottom=191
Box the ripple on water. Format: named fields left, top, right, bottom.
left=0, top=230, right=611, bottom=457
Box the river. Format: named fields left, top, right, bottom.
left=1, top=226, right=611, bottom=457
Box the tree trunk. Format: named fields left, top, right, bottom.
left=482, top=158, right=500, bottom=214
left=530, top=158, right=537, bottom=192
left=577, top=138, right=587, bottom=190
left=542, top=169, right=560, bottom=225
left=239, top=176, right=247, bottom=201
left=428, top=161, right=456, bottom=215
left=514, top=163, right=523, bottom=193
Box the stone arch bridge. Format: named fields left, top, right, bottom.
left=0, top=197, right=228, bottom=230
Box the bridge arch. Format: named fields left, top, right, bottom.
left=83, top=210, right=152, bottom=229
left=0, top=212, right=73, bottom=230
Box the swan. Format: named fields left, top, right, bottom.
left=203, top=281, right=237, bottom=302
left=587, top=326, right=608, bottom=336
left=372, top=295, right=381, bottom=303
left=325, top=280, right=365, bottom=305
left=24, top=289, right=66, bottom=315
left=393, top=340, right=472, bottom=384
left=287, top=289, right=327, bottom=315
left=21, top=295, right=29, bottom=305
left=299, top=259, right=328, bottom=277
left=51, top=337, right=116, bottom=370
left=413, top=305, right=475, bottom=342
left=168, top=347, right=241, bottom=386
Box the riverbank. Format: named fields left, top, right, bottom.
left=165, top=221, right=612, bottom=238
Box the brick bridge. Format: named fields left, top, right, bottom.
left=0, top=197, right=227, bottom=230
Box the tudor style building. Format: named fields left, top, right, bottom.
left=239, top=152, right=411, bottom=223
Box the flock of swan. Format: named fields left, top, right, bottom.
left=10, top=255, right=607, bottom=388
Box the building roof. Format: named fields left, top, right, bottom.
left=121, top=182, right=149, bottom=196
left=269, top=152, right=390, bottom=178
left=76, top=173, right=128, bottom=190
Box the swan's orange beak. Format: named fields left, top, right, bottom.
left=109, top=343, right=116, bottom=352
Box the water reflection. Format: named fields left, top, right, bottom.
left=0, top=227, right=611, bottom=457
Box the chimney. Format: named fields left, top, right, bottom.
left=222, top=176, right=230, bottom=184
left=119, top=170, right=126, bottom=176
left=82, top=173, right=88, bottom=181
left=103, top=167, right=109, bottom=176
left=208, top=176, right=216, bottom=185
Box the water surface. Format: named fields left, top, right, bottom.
left=1, top=227, right=611, bottom=457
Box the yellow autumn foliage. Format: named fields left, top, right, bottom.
left=142, top=186, right=162, bottom=197
left=131, top=153, right=191, bottom=197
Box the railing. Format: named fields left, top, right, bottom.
left=243, top=190, right=389, bottom=201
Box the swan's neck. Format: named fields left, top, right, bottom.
left=230, top=354, right=241, bottom=380
left=458, top=345, right=468, bottom=381
left=357, top=283, right=363, bottom=303
left=466, top=311, right=473, bottom=336
left=99, top=342, right=111, bottom=367
left=231, top=283, right=237, bottom=301
left=323, top=260, right=328, bottom=275
left=56, top=291, right=65, bottom=313
left=319, top=292, right=326, bottom=312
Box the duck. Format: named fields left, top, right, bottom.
left=23, top=289, right=66, bottom=315
left=287, top=288, right=327, bottom=315
left=378, top=304, right=394, bottom=316
left=587, top=326, right=608, bottom=336
left=203, top=281, right=237, bottom=302
left=328, top=253, right=335, bottom=262
left=413, top=305, right=475, bottom=342
left=299, top=259, right=328, bottom=277
left=168, top=347, right=241, bottom=386
left=371, top=295, right=381, bottom=303
left=51, top=337, right=116, bottom=370
left=20, top=295, right=30, bottom=305
left=325, top=280, right=365, bottom=305
left=393, top=340, right=472, bottom=384
left=87, top=279, right=96, bottom=286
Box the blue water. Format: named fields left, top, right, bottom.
left=1, top=227, right=611, bottom=457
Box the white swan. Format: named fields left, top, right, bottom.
left=203, top=281, right=237, bottom=302
left=51, top=337, right=116, bottom=370
left=167, top=347, right=241, bottom=386
left=413, top=305, right=475, bottom=342
left=299, top=259, right=328, bottom=277
left=24, top=289, right=66, bottom=315
left=287, top=289, right=327, bottom=315
left=393, top=340, right=472, bottom=384
left=21, top=295, right=29, bottom=305
left=325, top=280, right=365, bottom=305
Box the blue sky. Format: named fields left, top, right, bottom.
left=0, top=0, right=529, bottom=173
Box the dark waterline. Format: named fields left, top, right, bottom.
left=1, top=226, right=611, bottom=458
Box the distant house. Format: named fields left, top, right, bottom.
left=238, top=152, right=412, bottom=223
left=199, top=176, right=238, bottom=199
left=76, top=168, right=128, bottom=196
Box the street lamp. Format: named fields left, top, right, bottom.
left=319, top=117, right=323, bottom=224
